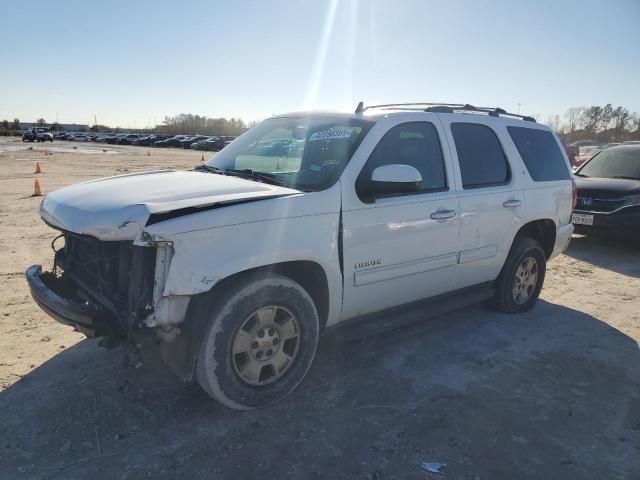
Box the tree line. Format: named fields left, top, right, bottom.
left=0, top=118, right=22, bottom=136
left=548, top=104, right=640, bottom=144
left=154, top=114, right=254, bottom=136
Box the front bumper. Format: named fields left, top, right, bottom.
left=573, top=206, right=640, bottom=237
left=26, top=265, right=108, bottom=338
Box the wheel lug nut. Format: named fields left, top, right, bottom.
left=256, top=351, right=263, bottom=359
left=258, top=330, right=265, bottom=338
left=273, top=338, right=279, bottom=346
left=251, top=341, right=258, bottom=349
left=267, top=349, right=273, bottom=357
left=268, top=328, right=275, bottom=336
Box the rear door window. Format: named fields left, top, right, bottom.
left=508, top=126, right=571, bottom=181
left=451, top=123, right=510, bottom=188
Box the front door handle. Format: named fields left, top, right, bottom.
left=431, top=209, right=456, bottom=220
left=503, top=199, right=522, bottom=208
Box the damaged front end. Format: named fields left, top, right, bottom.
left=26, top=230, right=173, bottom=345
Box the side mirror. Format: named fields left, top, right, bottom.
left=360, top=164, right=422, bottom=196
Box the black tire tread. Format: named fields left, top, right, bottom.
left=194, top=272, right=319, bottom=410
left=491, top=236, right=546, bottom=313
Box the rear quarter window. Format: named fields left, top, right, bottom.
left=507, top=126, right=571, bottom=181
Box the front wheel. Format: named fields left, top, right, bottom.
left=194, top=273, right=320, bottom=410
left=490, top=237, right=546, bottom=313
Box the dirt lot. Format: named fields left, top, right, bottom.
left=0, top=136, right=638, bottom=479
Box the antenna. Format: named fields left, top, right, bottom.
left=355, top=101, right=364, bottom=114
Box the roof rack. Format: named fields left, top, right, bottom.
left=354, top=102, right=536, bottom=122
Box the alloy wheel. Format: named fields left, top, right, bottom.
left=512, top=256, right=539, bottom=305
left=231, top=306, right=300, bottom=386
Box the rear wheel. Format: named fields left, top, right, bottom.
left=194, top=273, right=320, bottom=410
left=490, top=237, right=546, bottom=313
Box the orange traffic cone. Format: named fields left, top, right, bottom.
left=33, top=179, right=42, bottom=196
left=201, top=153, right=205, bottom=161
left=44, top=148, right=48, bottom=156
left=34, top=162, right=42, bottom=174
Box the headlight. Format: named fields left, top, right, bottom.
left=624, top=194, right=640, bottom=206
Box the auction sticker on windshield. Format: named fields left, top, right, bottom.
left=572, top=213, right=594, bottom=225
left=309, top=127, right=354, bottom=141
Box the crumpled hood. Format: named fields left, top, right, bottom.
left=40, top=169, right=299, bottom=240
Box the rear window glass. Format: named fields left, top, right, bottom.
left=451, top=123, right=510, bottom=188
left=508, top=127, right=571, bottom=181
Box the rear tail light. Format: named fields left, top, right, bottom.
left=572, top=178, right=577, bottom=210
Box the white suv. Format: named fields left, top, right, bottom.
left=27, top=103, right=575, bottom=409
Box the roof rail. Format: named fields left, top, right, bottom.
left=355, top=102, right=536, bottom=122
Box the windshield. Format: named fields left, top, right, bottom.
left=577, top=147, right=640, bottom=180
left=205, top=116, right=373, bottom=191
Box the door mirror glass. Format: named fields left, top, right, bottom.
left=361, top=164, right=423, bottom=196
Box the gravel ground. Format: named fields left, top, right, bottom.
left=0, top=137, right=638, bottom=479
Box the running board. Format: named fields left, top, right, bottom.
left=326, top=282, right=495, bottom=342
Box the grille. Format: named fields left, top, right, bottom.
left=55, top=232, right=155, bottom=317
left=577, top=194, right=626, bottom=213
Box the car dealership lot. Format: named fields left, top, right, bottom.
left=0, top=137, right=638, bottom=479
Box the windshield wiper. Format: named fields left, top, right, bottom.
left=574, top=172, right=588, bottom=177
left=224, top=169, right=288, bottom=187
left=611, top=175, right=639, bottom=180
left=195, top=164, right=225, bottom=174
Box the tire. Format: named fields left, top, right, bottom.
left=490, top=236, right=546, bottom=313
left=194, top=273, right=320, bottom=410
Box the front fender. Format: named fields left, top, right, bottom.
left=136, top=185, right=344, bottom=328
left=177, top=211, right=339, bottom=293
left=150, top=212, right=343, bottom=328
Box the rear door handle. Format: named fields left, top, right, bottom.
left=503, top=199, right=522, bottom=208
left=431, top=209, right=456, bottom=220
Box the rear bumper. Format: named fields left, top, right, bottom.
left=26, top=265, right=106, bottom=338
left=550, top=223, right=574, bottom=259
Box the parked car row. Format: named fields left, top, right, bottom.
left=51, top=132, right=237, bottom=151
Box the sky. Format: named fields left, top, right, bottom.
left=1, top=0, right=639, bottom=128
